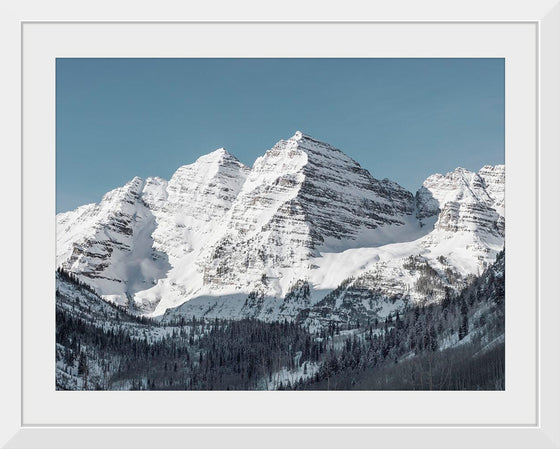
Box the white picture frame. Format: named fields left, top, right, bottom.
left=2, top=1, right=559, bottom=447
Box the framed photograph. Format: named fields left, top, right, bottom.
left=2, top=1, right=559, bottom=448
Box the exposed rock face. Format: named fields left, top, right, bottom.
left=56, top=131, right=505, bottom=322
left=200, top=132, right=416, bottom=299
left=297, top=253, right=464, bottom=330
left=57, top=150, right=248, bottom=310
left=287, top=132, right=415, bottom=242
left=478, top=165, right=505, bottom=212
left=416, top=166, right=505, bottom=238
left=149, top=149, right=249, bottom=259
left=56, top=177, right=171, bottom=307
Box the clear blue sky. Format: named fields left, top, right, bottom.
left=56, top=58, right=504, bottom=213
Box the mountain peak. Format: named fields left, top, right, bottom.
left=100, top=176, right=144, bottom=204
left=56, top=131, right=505, bottom=322
left=195, top=147, right=239, bottom=165
left=452, top=166, right=470, bottom=174
left=127, top=176, right=145, bottom=189
left=291, top=130, right=305, bottom=141
left=211, top=147, right=228, bottom=156
left=280, top=131, right=352, bottom=161
left=289, top=130, right=328, bottom=146
left=479, top=164, right=505, bottom=173
left=417, top=163, right=505, bottom=237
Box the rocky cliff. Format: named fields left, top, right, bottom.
left=57, top=131, right=505, bottom=323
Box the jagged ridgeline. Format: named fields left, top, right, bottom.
left=56, top=250, right=504, bottom=390
left=56, top=131, right=505, bottom=390
left=57, top=131, right=504, bottom=324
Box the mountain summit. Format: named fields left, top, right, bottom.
left=57, top=132, right=504, bottom=323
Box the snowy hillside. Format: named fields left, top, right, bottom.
left=57, top=131, right=504, bottom=323
left=56, top=250, right=505, bottom=391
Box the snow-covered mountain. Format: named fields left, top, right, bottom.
left=57, top=131, right=504, bottom=323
